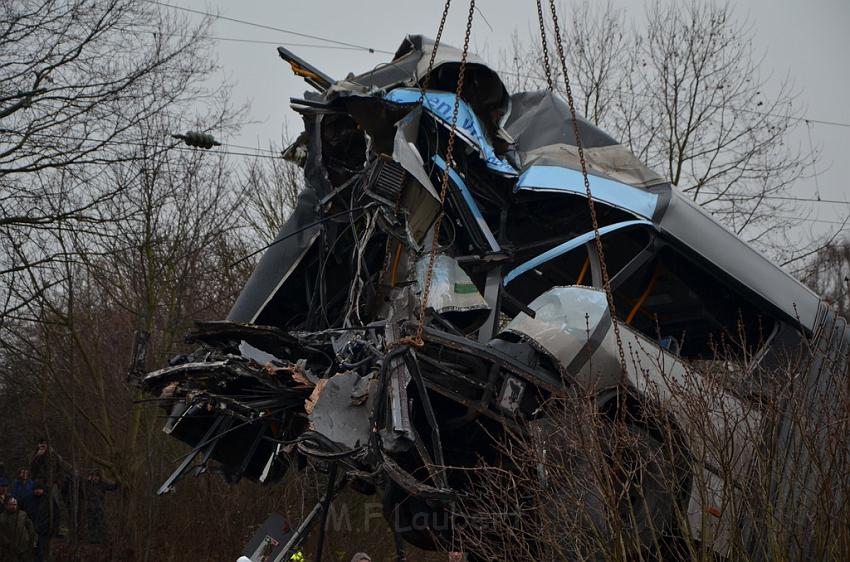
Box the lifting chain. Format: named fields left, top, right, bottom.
left=419, top=0, right=454, bottom=100
left=377, top=2, right=452, bottom=293
left=535, top=0, right=553, bottom=90
left=541, top=0, right=629, bottom=376
left=403, top=0, right=477, bottom=348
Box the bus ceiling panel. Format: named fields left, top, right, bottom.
left=514, top=165, right=659, bottom=220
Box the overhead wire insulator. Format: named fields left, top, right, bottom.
left=171, top=131, right=222, bottom=149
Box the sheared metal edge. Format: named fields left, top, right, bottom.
left=384, top=88, right=517, bottom=177
left=392, top=107, right=440, bottom=200
left=308, top=371, right=375, bottom=450
left=420, top=325, right=564, bottom=395
left=431, top=154, right=501, bottom=252
left=382, top=454, right=457, bottom=502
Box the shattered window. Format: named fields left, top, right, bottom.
left=506, top=191, right=637, bottom=264
left=613, top=246, right=775, bottom=363
left=507, top=222, right=652, bottom=307
left=320, top=114, right=367, bottom=185
left=509, top=244, right=591, bottom=306
left=508, top=222, right=775, bottom=365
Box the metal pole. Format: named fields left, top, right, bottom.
left=275, top=502, right=323, bottom=562
left=314, top=463, right=339, bottom=562
left=393, top=513, right=407, bottom=562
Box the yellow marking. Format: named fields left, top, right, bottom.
left=576, top=256, right=590, bottom=285
left=389, top=243, right=403, bottom=287
left=625, top=266, right=661, bottom=325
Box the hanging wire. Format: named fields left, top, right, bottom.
left=805, top=120, right=822, bottom=201
left=147, top=1, right=392, bottom=54
left=408, top=0, right=478, bottom=348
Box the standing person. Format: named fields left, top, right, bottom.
left=82, top=469, right=117, bottom=544
left=29, top=437, right=71, bottom=536
left=11, top=468, right=34, bottom=503
left=21, top=482, right=60, bottom=562
left=29, top=439, right=70, bottom=486
left=0, top=478, right=9, bottom=506
left=60, top=470, right=81, bottom=539
left=29, top=440, right=50, bottom=482
left=0, top=496, right=36, bottom=562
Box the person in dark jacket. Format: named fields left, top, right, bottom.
left=29, top=437, right=71, bottom=538
left=60, top=470, right=81, bottom=538
left=12, top=468, right=33, bottom=503
left=0, top=496, right=36, bottom=562
left=83, top=469, right=117, bottom=544
left=0, top=478, right=9, bottom=507
left=29, top=439, right=70, bottom=487
left=21, top=482, right=59, bottom=562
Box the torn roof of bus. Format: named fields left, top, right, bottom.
left=244, top=35, right=819, bottom=331
left=140, top=34, right=825, bottom=551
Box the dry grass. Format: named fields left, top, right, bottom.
left=454, top=321, right=850, bottom=561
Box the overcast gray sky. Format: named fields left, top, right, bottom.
left=168, top=0, right=850, bottom=239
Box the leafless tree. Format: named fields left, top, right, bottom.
left=0, top=2, right=278, bottom=556
left=456, top=340, right=850, bottom=561
left=240, top=137, right=304, bottom=244
left=502, top=0, right=824, bottom=261
left=801, top=238, right=850, bottom=316
left=0, top=104, right=259, bottom=558
left=0, top=0, right=229, bottom=320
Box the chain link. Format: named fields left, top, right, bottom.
left=379, top=2, right=452, bottom=293
left=395, top=0, right=624, bottom=368
left=418, top=0, right=453, bottom=102
left=535, top=0, right=553, bottom=90
left=547, top=0, right=629, bottom=376
left=404, top=0, right=477, bottom=347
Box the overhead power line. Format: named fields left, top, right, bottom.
left=143, top=4, right=850, bottom=130
left=6, top=129, right=283, bottom=160
left=129, top=27, right=369, bottom=50
left=5, top=131, right=845, bottom=229
left=800, top=116, right=850, bottom=130
left=695, top=192, right=850, bottom=206
left=495, top=68, right=850, bottom=130
left=9, top=129, right=850, bottom=210
left=119, top=23, right=369, bottom=51
left=193, top=36, right=365, bottom=50
left=148, top=1, right=394, bottom=55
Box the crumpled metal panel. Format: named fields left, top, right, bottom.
left=500, top=286, right=607, bottom=372
left=309, top=371, right=376, bottom=450
left=384, top=88, right=517, bottom=176
left=227, top=187, right=321, bottom=324
left=391, top=107, right=440, bottom=200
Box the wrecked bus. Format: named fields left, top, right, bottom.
left=139, top=35, right=849, bottom=560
